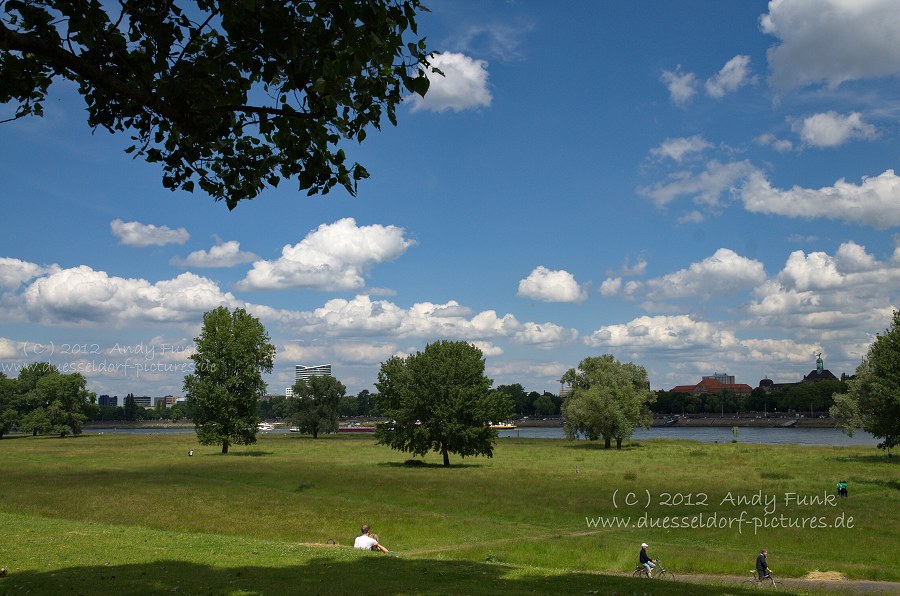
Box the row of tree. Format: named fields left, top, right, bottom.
left=493, top=384, right=564, bottom=417
left=261, top=384, right=561, bottom=422
left=0, top=363, right=93, bottom=438
left=651, top=380, right=847, bottom=416
left=182, top=309, right=515, bottom=465
left=91, top=395, right=192, bottom=422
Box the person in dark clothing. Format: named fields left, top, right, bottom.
left=639, top=542, right=656, bottom=577
left=837, top=480, right=848, bottom=497
left=756, top=549, right=772, bottom=580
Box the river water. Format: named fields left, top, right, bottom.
left=84, top=425, right=881, bottom=446
left=497, top=426, right=880, bottom=446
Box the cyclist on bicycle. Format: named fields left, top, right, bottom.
left=756, top=548, right=772, bottom=580
left=640, top=542, right=656, bottom=577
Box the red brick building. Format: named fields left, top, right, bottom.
left=670, top=377, right=753, bottom=396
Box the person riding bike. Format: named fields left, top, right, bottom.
left=640, top=542, right=656, bottom=577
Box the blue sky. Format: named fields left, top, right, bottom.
left=3, top=0, right=900, bottom=399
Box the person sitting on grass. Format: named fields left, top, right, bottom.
left=354, top=524, right=390, bottom=553
left=639, top=542, right=656, bottom=577
left=756, top=548, right=772, bottom=580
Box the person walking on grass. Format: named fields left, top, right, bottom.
left=354, top=524, right=390, bottom=553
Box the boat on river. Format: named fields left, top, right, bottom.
left=338, top=423, right=375, bottom=433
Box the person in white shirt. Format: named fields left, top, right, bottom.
left=353, top=524, right=389, bottom=553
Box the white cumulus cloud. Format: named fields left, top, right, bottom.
left=755, top=133, right=794, bottom=152
left=747, top=243, right=900, bottom=335
left=0, top=257, right=57, bottom=290
left=741, top=168, right=900, bottom=230
left=237, top=218, right=414, bottom=291
left=639, top=160, right=756, bottom=208
left=762, top=0, right=900, bottom=88
left=705, top=55, right=753, bottom=98
left=797, top=111, right=877, bottom=148
left=835, top=241, right=877, bottom=273
left=660, top=66, right=697, bottom=106
left=18, top=265, right=238, bottom=325
left=586, top=315, right=739, bottom=350
left=599, top=277, right=622, bottom=298
left=408, top=52, right=492, bottom=112
left=274, top=294, right=577, bottom=350
left=650, top=136, right=712, bottom=162
left=110, top=219, right=189, bottom=247
left=0, top=336, right=22, bottom=359
left=646, top=249, right=767, bottom=300
left=512, top=322, right=579, bottom=350
left=171, top=240, right=258, bottom=268
left=517, top=266, right=587, bottom=303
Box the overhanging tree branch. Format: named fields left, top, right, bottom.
left=0, top=21, right=179, bottom=121
left=1, top=1, right=434, bottom=207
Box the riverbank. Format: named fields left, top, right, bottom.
left=84, top=420, right=194, bottom=430
left=82, top=416, right=839, bottom=432
left=658, top=416, right=837, bottom=428
left=515, top=416, right=838, bottom=429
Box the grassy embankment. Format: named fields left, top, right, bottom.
left=0, top=433, right=896, bottom=595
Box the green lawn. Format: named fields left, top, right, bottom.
left=0, top=433, right=896, bottom=595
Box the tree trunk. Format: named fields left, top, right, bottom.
left=604, top=437, right=611, bottom=449
left=442, top=446, right=450, bottom=467
left=221, top=442, right=229, bottom=454
left=616, top=438, right=622, bottom=449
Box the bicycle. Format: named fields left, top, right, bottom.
left=741, top=570, right=777, bottom=588
left=632, top=560, right=675, bottom=580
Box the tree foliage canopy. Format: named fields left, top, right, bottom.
left=831, top=310, right=900, bottom=450
left=374, top=340, right=513, bottom=466
left=290, top=374, right=344, bottom=438
left=1, top=0, right=434, bottom=208
left=184, top=306, right=275, bottom=453
left=0, top=363, right=92, bottom=438
left=561, top=354, right=654, bottom=449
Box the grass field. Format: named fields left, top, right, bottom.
left=0, top=432, right=897, bottom=595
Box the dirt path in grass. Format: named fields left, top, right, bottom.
left=670, top=573, right=899, bottom=594
left=390, top=530, right=900, bottom=594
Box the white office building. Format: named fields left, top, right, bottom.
left=295, top=364, right=332, bottom=383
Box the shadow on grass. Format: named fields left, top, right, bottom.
left=224, top=450, right=273, bottom=457
left=0, top=557, right=763, bottom=596
left=855, top=478, right=900, bottom=491
left=564, top=441, right=642, bottom=451
left=830, top=453, right=898, bottom=465
left=377, top=460, right=485, bottom=469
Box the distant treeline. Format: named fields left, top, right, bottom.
left=258, top=385, right=564, bottom=420
left=650, top=380, right=848, bottom=415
